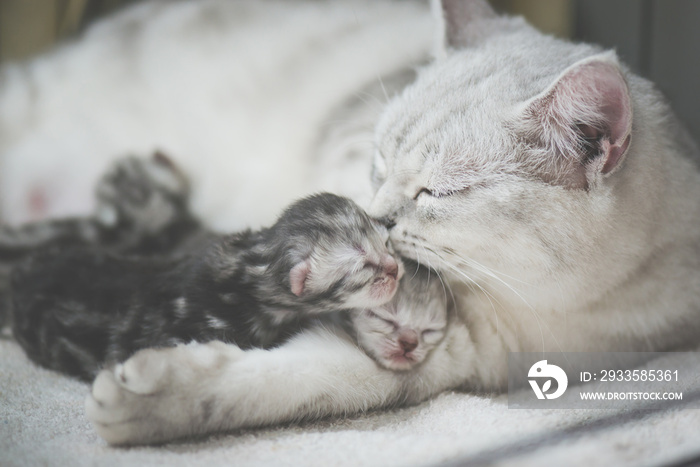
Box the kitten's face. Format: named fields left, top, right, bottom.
left=300, top=236, right=404, bottom=309
left=352, top=266, right=448, bottom=370
left=283, top=194, right=404, bottom=310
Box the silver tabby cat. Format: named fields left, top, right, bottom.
left=0, top=0, right=698, bottom=446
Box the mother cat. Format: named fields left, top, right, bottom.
left=3, top=0, right=700, bottom=445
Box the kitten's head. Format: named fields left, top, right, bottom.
left=270, top=193, right=404, bottom=311
left=95, top=151, right=191, bottom=233
left=369, top=0, right=642, bottom=292
left=352, top=262, right=448, bottom=370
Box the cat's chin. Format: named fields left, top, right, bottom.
left=379, top=353, right=421, bottom=371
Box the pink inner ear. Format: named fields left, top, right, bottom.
left=602, top=135, right=631, bottom=174
left=289, top=261, right=310, bottom=297
left=527, top=56, right=633, bottom=185
left=594, top=66, right=632, bottom=175
left=563, top=60, right=632, bottom=159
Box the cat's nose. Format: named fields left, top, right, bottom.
left=398, top=332, right=418, bottom=353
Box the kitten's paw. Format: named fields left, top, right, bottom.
left=86, top=342, right=243, bottom=445
left=94, top=152, right=191, bottom=230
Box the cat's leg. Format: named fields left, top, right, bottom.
left=86, top=321, right=476, bottom=445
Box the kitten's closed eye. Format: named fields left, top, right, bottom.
left=367, top=309, right=395, bottom=324
left=421, top=328, right=445, bottom=344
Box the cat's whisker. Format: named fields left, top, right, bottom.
left=433, top=266, right=457, bottom=313
left=452, top=251, right=569, bottom=355
left=449, top=252, right=559, bottom=354
left=375, top=74, right=390, bottom=105
left=418, top=243, right=457, bottom=309
left=427, top=244, right=545, bottom=344
left=449, top=250, right=533, bottom=288
left=427, top=251, right=501, bottom=333
left=446, top=251, right=536, bottom=312
left=353, top=91, right=387, bottom=110
left=445, top=254, right=547, bottom=352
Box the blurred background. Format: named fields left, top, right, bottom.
left=0, top=0, right=698, bottom=142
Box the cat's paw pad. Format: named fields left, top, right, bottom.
left=86, top=350, right=178, bottom=445
left=86, top=369, right=138, bottom=435
left=86, top=342, right=244, bottom=445
left=86, top=371, right=158, bottom=445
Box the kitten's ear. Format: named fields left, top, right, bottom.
left=432, top=0, right=497, bottom=54
left=521, top=53, right=633, bottom=188
left=289, top=260, right=311, bottom=296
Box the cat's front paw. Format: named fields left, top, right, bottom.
left=86, top=341, right=243, bottom=445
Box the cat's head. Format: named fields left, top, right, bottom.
left=352, top=262, right=448, bottom=370
left=368, top=0, right=645, bottom=296
left=270, top=193, right=404, bottom=310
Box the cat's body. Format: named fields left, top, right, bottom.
left=0, top=0, right=432, bottom=231
left=0, top=0, right=698, bottom=446
left=11, top=192, right=403, bottom=380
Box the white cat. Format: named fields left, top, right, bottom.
left=0, top=0, right=432, bottom=230
left=3, top=0, right=699, bottom=446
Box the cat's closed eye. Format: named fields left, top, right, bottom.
left=414, top=187, right=460, bottom=200
left=413, top=188, right=433, bottom=200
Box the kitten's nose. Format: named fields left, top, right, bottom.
left=398, top=331, right=418, bottom=353
left=382, top=255, right=400, bottom=280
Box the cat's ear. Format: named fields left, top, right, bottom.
left=432, top=0, right=497, bottom=54
left=521, top=52, right=632, bottom=188
left=289, top=260, right=311, bottom=296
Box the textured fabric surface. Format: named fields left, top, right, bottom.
left=2, top=336, right=700, bottom=467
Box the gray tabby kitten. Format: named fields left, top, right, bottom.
left=0, top=153, right=207, bottom=328
left=11, top=187, right=404, bottom=380
left=8, top=153, right=446, bottom=380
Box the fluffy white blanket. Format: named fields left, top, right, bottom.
left=2, top=336, right=699, bottom=467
